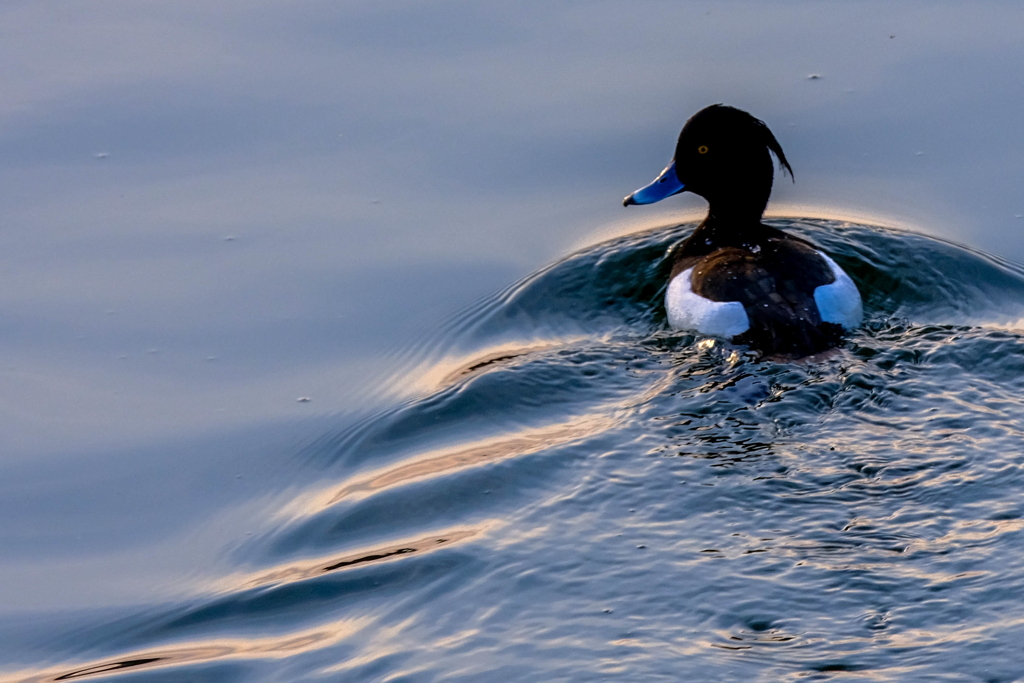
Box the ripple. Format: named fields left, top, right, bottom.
left=11, top=219, right=1024, bottom=681
left=5, top=621, right=367, bottom=683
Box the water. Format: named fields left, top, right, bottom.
left=7, top=218, right=1024, bottom=681
left=6, top=2, right=1024, bottom=680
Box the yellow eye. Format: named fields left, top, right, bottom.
left=698, top=145, right=709, bottom=154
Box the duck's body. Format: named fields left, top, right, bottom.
left=665, top=219, right=861, bottom=355
left=624, top=105, right=862, bottom=357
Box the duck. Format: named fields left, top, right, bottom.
left=623, top=104, right=862, bottom=357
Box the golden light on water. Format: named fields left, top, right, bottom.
left=272, top=412, right=616, bottom=523
left=1, top=621, right=371, bottom=683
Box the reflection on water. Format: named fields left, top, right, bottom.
left=11, top=620, right=368, bottom=683
left=222, top=527, right=479, bottom=591
left=10, top=219, right=1024, bottom=681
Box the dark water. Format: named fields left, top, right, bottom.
left=8, top=218, right=1024, bottom=682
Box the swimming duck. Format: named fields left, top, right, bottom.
left=624, top=104, right=862, bottom=357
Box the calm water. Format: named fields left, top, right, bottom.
left=4, top=2, right=1024, bottom=681
left=7, top=219, right=1024, bottom=681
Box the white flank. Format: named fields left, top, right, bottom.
left=665, top=268, right=750, bottom=338
left=813, top=252, right=863, bottom=329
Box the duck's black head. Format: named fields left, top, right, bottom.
left=624, top=105, right=792, bottom=221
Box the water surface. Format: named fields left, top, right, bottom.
left=6, top=219, right=1024, bottom=681
left=4, top=2, right=1024, bottom=681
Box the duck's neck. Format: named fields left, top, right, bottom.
left=706, top=194, right=768, bottom=224
left=695, top=210, right=769, bottom=245
left=673, top=210, right=783, bottom=272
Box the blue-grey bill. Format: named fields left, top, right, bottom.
left=623, top=161, right=686, bottom=206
